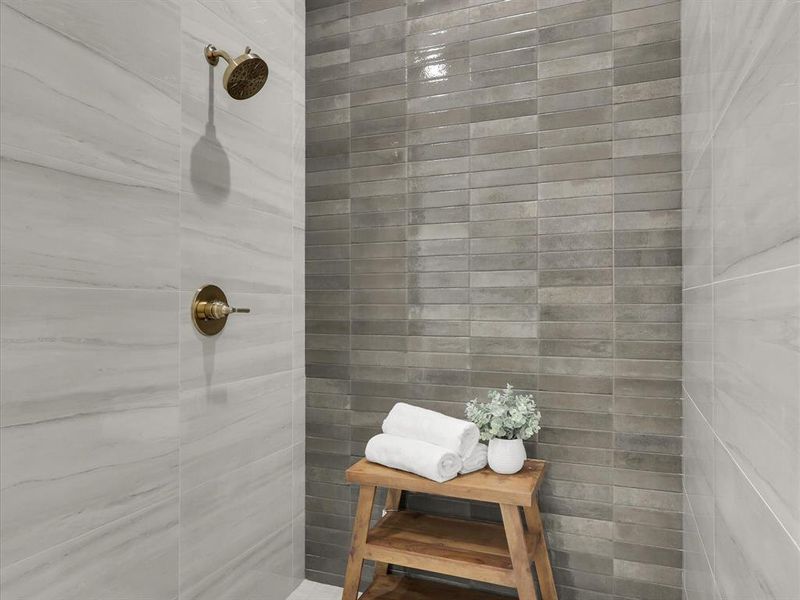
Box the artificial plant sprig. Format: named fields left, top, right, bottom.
left=465, top=383, right=541, bottom=441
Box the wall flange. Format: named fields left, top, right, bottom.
left=191, top=284, right=250, bottom=336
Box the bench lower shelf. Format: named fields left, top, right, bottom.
left=364, top=511, right=536, bottom=588
left=361, top=575, right=512, bottom=600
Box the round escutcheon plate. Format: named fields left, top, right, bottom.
left=191, top=284, right=229, bottom=336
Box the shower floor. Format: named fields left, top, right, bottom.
left=287, top=580, right=344, bottom=600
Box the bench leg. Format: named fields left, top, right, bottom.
left=500, top=503, right=539, bottom=600
left=342, top=485, right=376, bottom=600
left=524, top=502, right=558, bottom=600
left=374, top=488, right=402, bottom=577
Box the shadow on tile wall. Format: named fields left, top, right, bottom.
left=0, top=0, right=305, bottom=598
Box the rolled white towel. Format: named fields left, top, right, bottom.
left=382, top=402, right=480, bottom=459
left=365, top=433, right=462, bottom=483
left=460, top=443, right=488, bottom=475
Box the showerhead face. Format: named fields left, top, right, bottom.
left=223, top=52, right=268, bottom=100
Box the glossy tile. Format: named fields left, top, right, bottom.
left=305, top=0, right=683, bottom=594
left=0, top=288, right=179, bottom=567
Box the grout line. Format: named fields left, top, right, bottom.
left=346, top=0, right=355, bottom=529
left=683, top=389, right=800, bottom=552
left=682, top=262, right=800, bottom=293
left=177, top=2, right=183, bottom=595
left=682, top=483, right=719, bottom=595
left=291, top=0, right=300, bottom=583
left=610, top=10, right=618, bottom=594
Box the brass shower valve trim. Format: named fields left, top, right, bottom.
left=191, top=284, right=250, bottom=336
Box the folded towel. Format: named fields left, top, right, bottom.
left=460, top=443, right=488, bottom=475
left=382, top=402, right=480, bottom=459
left=365, top=433, right=462, bottom=483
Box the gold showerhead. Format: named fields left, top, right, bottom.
left=205, top=44, right=268, bottom=100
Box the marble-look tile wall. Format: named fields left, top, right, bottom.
left=305, top=1, right=683, bottom=598
left=681, top=1, right=800, bottom=599
left=0, top=1, right=305, bottom=598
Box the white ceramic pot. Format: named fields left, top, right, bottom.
left=487, top=438, right=527, bottom=474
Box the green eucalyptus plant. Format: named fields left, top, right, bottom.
left=465, top=383, right=541, bottom=442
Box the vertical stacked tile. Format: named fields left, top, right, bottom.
left=681, top=1, right=800, bottom=599
left=305, top=0, right=353, bottom=585
left=401, top=0, right=474, bottom=520
left=347, top=2, right=411, bottom=572
left=405, top=0, right=472, bottom=417
left=467, top=2, right=540, bottom=400
left=303, top=0, right=689, bottom=596
left=348, top=0, right=409, bottom=461
left=612, top=3, right=683, bottom=600
left=535, top=1, right=616, bottom=597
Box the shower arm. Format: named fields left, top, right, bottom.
left=204, top=45, right=249, bottom=67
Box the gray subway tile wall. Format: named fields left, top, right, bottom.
left=305, top=0, right=682, bottom=598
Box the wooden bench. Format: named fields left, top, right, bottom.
left=342, top=458, right=558, bottom=600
